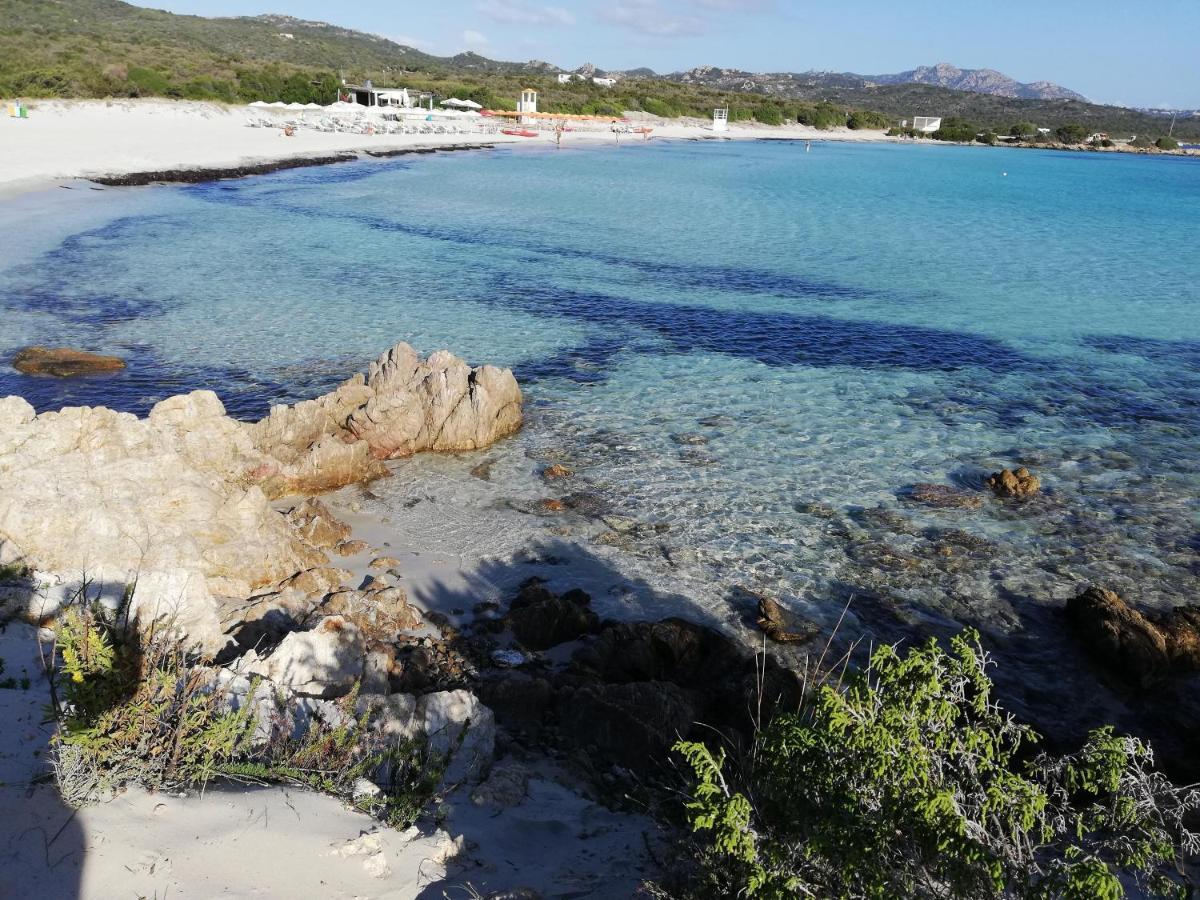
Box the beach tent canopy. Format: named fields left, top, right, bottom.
left=458, top=99, right=482, bottom=110
left=248, top=100, right=269, bottom=107
left=440, top=98, right=468, bottom=108
left=268, top=101, right=287, bottom=108
left=303, top=102, right=322, bottom=109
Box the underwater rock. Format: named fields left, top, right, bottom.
left=903, top=483, right=985, bottom=510
left=507, top=581, right=599, bottom=650
left=11, top=346, right=126, bottom=377
left=987, top=467, right=1041, bottom=498
left=541, top=463, right=573, bottom=480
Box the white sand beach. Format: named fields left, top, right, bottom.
left=0, top=98, right=894, bottom=196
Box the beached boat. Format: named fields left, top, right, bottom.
left=501, top=128, right=539, bottom=137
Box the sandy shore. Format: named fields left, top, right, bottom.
left=0, top=98, right=894, bottom=197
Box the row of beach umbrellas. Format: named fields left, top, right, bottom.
left=248, top=98, right=484, bottom=111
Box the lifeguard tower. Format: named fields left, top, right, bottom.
left=518, top=89, right=538, bottom=124
left=712, top=108, right=729, bottom=132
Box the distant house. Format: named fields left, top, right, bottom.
left=556, top=73, right=574, bottom=84
left=912, top=116, right=942, bottom=133
left=1087, top=132, right=1109, bottom=143
left=592, top=77, right=617, bottom=88
left=277, top=32, right=294, bottom=40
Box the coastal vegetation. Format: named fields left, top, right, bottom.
left=50, top=594, right=449, bottom=827
left=2, top=0, right=1193, bottom=140
left=669, top=632, right=1200, bottom=899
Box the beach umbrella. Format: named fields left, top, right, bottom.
left=458, top=99, right=482, bottom=110
left=440, top=98, right=469, bottom=108
left=249, top=100, right=269, bottom=108
left=303, top=102, right=322, bottom=109
left=268, top=101, right=287, bottom=108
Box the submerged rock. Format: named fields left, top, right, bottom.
left=11, top=346, right=126, bottom=377
left=902, top=483, right=985, bottom=510
left=987, top=467, right=1041, bottom=498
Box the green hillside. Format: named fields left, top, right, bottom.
left=1, top=0, right=1193, bottom=139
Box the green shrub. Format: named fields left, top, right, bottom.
left=978, top=131, right=999, bottom=145
left=847, top=109, right=890, bottom=130
left=930, top=117, right=977, bottom=142
left=1055, top=123, right=1089, bottom=143
left=753, top=105, right=784, bottom=126
left=671, top=631, right=1200, bottom=899
left=1130, top=136, right=1155, bottom=149
left=1155, top=136, right=1180, bottom=151
left=126, top=67, right=172, bottom=96
left=797, top=101, right=845, bottom=130
left=1010, top=121, right=1037, bottom=139
left=641, top=96, right=680, bottom=118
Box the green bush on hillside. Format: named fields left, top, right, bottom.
left=671, top=631, right=1200, bottom=899
left=977, top=131, right=999, bottom=145
left=797, top=101, right=846, bottom=130
left=1009, top=121, right=1037, bottom=139
left=1155, top=136, right=1180, bottom=150
left=847, top=109, right=890, bottom=130
left=1129, top=136, right=1155, bottom=149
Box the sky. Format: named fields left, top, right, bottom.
left=139, top=0, right=1200, bottom=108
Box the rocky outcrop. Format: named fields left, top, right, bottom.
left=11, top=346, right=126, bottom=377
left=1066, top=587, right=1200, bottom=686
left=506, top=581, right=599, bottom=650
left=247, top=343, right=522, bottom=497
left=987, top=467, right=1041, bottom=498
left=242, top=615, right=366, bottom=698
left=756, top=595, right=820, bottom=644
left=0, top=342, right=522, bottom=654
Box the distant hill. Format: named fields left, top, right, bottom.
left=2, top=0, right=1194, bottom=139
left=864, top=63, right=1086, bottom=101
left=670, top=63, right=1085, bottom=103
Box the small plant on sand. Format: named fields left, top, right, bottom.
left=669, top=631, right=1200, bottom=899
left=50, top=597, right=451, bottom=828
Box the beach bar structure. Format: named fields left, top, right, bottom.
left=912, top=116, right=942, bottom=134
left=342, top=80, right=432, bottom=110
left=713, top=108, right=729, bottom=132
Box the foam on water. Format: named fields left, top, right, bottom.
left=1, top=142, right=1197, bottom=644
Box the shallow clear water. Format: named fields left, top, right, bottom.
left=2, top=141, right=1198, bottom=644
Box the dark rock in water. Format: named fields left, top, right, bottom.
left=470, top=459, right=494, bottom=481
left=1066, top=587, right=1170, bottom=686
left=902, top=483, right=985, bottom=510
left=794, top=500, right=838, bottom=519
left=697, top=414, right=735, bottom=428
left=12, top=346, right=126, bottom=377
left=670, top=432, right=708, bottom=446
left=558, top=680, right=698, bottom=769
left=507, top=580, right=599, bottom=650
left=850, top=505, right=921, bottom=535
left=756, top=596, right=820, bottom=644
left=1157, top=606, right=1200, bottom=672
left=561, top=491, right=610, bottom=517
left=987, top=467, right=1041, bottom=498
left=678, top=448, right=717, bottom=467
left=924, top=528, right=997, bottom=555
left=536, top=498, right=566, bottom=513
left=541, top=463, right=573, bottom=480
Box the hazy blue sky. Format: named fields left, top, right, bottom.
left=141, top=1, right=1199, bottom=108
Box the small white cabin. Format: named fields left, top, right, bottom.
left=912, top=116, right=942, bottom=133
left=592, top=77, right=617, bottom=88
left=713, top=108, right=729, bottom=132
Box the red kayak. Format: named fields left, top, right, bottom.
left=501, top=129, right=538, bottom=138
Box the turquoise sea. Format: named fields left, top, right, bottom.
left=1, top=140, right=1198, bottom=743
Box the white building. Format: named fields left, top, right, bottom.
left=557, top=73, right=574, bottom=84
left=592, top=77, right=617, bottom=88
left=912, top=116, right=942, bottom=133
left=713, top=108, right=729, bottom=132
